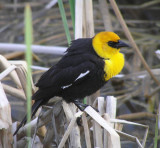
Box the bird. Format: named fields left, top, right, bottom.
left=13, top=31, right=129, bottom=135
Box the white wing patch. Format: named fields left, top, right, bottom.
left=62, top=84, right=72, bottom=89
left=75, top=70, right=90, bottom=81
left=61, top=70, right=90, bottom=89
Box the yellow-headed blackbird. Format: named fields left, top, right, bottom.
left=14, top=32, right=129, bottom=135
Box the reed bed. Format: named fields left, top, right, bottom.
left=0, top=0, right=160, bottom=147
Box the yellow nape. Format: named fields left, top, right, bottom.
left=92, top=31, right=125, bottom=81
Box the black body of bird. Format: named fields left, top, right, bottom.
left=13, top=32, right=129, bottom=135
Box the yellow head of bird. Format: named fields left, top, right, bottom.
left=92, top=32, right=129, bottom=59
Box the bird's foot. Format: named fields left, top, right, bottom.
left=76, top=117, right=82, bottom=126
left=73, top=99, right=88, bottom=111
left=73, top=99, right=99, bottom=126
left=73, top=99, right=99, bottom=112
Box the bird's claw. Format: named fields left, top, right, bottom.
left=73, top=100, right=88, bottom=111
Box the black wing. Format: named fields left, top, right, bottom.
left=35, top=55, right=96, bottom=90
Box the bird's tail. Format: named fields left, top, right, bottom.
left=13, top=99, right=43, bottom=136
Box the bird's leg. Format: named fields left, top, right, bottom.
left=73, top=99, right=88, bottom=111
left=73, top=99, right=88, bottom=126
left=73, top=99, right=99, bottom=112
left=73, top=99, right=99, bottom=126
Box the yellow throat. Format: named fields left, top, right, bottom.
left=92, top=32, right=125, bottom=81
left=103, top=53, right=124, bottom=81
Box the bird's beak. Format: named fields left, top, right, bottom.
left=116, top=40, right=130, bottom=48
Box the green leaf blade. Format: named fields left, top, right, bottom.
left=58, top=0, right=71, bottom=45
left=24, top=4, right=33, bottom=148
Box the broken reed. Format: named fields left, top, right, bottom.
left=24, top=4, right=33, bottom=148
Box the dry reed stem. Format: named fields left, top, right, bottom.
left=82, top=113, right=91, bottom=148
left=93, top=98, right=104, bottom=147
left=75, top=0, right=83, bottom=39
left=141, top=0, right=160, bottom=8
left=2, top=84, right=26, bottom=100
left=15, top=66, right=36, bottom=97
left=0, top=43, right=67, bottom=55
left=93, top=121, right=103, bottom=147
left=98, top=0, right=113, bottom=31
left=85, top=106, right=120, bottom=148
left=97, top=98, right=107, bottom=148
left=15, top=67, right=28, bottom=98
left=103, top=114, right=111, bottom=148
left=15, top=100, right=62, bottom=139
left=0, top=82, right=12, bottom=148
left=106, top=96, right=117, bottom=127
left=0, top=55, right=21, bottom=88
left=84, top=0, right=94, bottom=37
left=62, top=101, right=81, bottom=147
left=116, top=130, right=143, bottom=148
left=142, top=126, right=149, bottom=148
left=109, top=0, right=160, bottom=86
left=16, top=118, right=38, bottom=139
left=147, top=85, right=160, bottom=99
left=111, top=118, right=149, bottom=147
left=98, top=97, right=105, bottom=115
left=4, top=51, right=24, bottom=60
left=0, top=65, right=17, bottom=80
left=117, top=112, right=156, bottom=120
left=111, top=119, right=149, bottom=128
left=105, top=96, right=117, bottom=148
left=93, top=98, right=104, bottom=148
left=12, top=122, right=17, bottom=148
left=58, top=111, right=83, bottom=148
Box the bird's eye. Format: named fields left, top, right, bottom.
left=108, top=41, right=117, bottom=47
